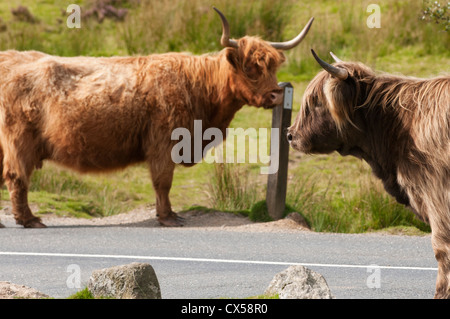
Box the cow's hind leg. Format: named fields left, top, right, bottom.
left=3, top=146, right=46, bottom=228
left=149, top=161, right=183, bottom=227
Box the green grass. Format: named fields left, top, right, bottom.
left=0, top=162, right=154, bottom=218
left=0, top=0, right=446, bottom=234
left=67, top=287, right=95, bottom=299
left=297, top=177, right=431, bottom=234
left=285, top=153, right=431, bottom=233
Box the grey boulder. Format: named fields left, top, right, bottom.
left=87, top=262, right=161, bottom=299
left=265, top=265, right=334, bottom=299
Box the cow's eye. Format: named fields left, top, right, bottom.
left=244, top=64, right=261, bottom=79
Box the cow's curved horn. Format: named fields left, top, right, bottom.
left=311, top=49, right=348, bottom=80
left=268, top=17, right=314, bottom=50
left=213, top=7, right=238, bottom=48
left=329, top=51, right=343, bottom=63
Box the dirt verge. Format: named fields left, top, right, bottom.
left=0, top=202, right=310, bottom=233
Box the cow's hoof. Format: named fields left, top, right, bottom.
left=23, top=219, right=47, bottom=228
left=158, top=214, right=184, bottom=227
left=0, top=222, right=4, bottom=228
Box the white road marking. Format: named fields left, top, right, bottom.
left=0, top=251, right=438, bottom=271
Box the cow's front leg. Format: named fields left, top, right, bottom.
left=149, top=161, right=183, bottom=227
left=432, top=233, right=450, bottom=299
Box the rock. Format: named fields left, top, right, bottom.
left=285, top=212, right=310, bottom=229
left=265, top=265, right=334, bottom=299
left=82, top=0, right=128, bottom=23
left=87, top=262, right=161, bottom=299
left=0, top=281, right=50, bottom=299
left=11, top=6, right=39, bottom=24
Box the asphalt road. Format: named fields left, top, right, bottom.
left=0, top=224, right=437, bottom=299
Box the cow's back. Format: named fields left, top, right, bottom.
left=0, top=52, right=158, bottom=172
left=0, top=50, right=224, bottom=172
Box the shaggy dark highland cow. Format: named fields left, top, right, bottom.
left=288, top=50, right=449, bottom=298
left=0, top=8, right=313, bottom=228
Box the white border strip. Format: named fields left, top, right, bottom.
left=0, top=251, right=437, bottom=271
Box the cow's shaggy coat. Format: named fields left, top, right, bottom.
left=288, top=52, right=449, bottom=298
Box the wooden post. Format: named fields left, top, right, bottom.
left=266, top=82, right=293, bottom=220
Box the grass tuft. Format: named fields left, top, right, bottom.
left=207, top=163, right=259, bottom=213
left=67, top=288, right=95, bottom=299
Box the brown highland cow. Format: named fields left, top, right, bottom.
left=0, top=8, right=313, bottom=228
left=287, top=50, right=449, bottom=298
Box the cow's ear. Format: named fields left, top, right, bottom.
left=225, top=48, right=239, bottom=70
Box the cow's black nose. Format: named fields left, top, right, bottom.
left=270, top=91, right=284, bottom=105
left=287, top=133, right=293, bottom=142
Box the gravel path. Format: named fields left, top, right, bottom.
left=0, top=201, right=310, bottom=233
